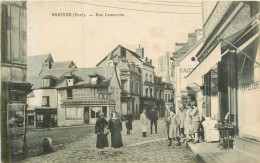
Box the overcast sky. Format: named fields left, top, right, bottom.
left=27, top=0, right=203, bottom=68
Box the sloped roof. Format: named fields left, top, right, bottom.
left=96, top=45, right=144, bottom=66
left=27, top=54, right=53, bottom=82
left=32, top=67, right=116, bottom=89
left=51, top=61, right=77, bottom=69
left=174, top=38, right=204, bottom=64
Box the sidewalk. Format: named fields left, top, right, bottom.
left=186, top=137, right=260, bottom=163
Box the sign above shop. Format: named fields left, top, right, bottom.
left=180, top=68, right=194, bottom=73
left=239, top=80, right=259, bottom=92
left=61, top=99, right=115, bottom=105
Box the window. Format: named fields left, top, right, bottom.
left=136, top=83, right=139, bottom=94
left=91, top=77, right=98, bottom=84
left=28, top=115, right=34, bottom=125
left=145, top=73, right=148, bottom=82
left=42, top=96, right=49, bottom=107
left=150, top=75, right=152, bottom=82
left=91, top=107, right=101, bottom=118
left=99, top=94, right=107, bottom=99
left=168, top=94, right=171, bottom=102
left=146, top=88, right=149, bottom=97
left=150, top=88, right=153, bottom=98
left=121, top=80, right=127, bottom=91
left=165, top=94, right=167, bottom=102
left=66, top=107, right=82, bottom=119
left=131, top=81, right=134, bottom=93
left=67, top=78, right=74, bottom=86
left=42, top=78, right=50, bottom=87
left=67, top=89, right=73, bottom=99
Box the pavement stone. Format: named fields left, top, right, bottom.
left=21, top=119, right=199, bottom=163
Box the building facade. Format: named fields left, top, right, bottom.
left=28, top=67, right=121, bottom=126
left=186, top=2, right=260, bottom=140
left=171, top=30, right=203, bottom=114
left=1, top=1, right=32, bottom=160
left=96, top=45, right=154, bottom=117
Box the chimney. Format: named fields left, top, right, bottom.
left=136, top=44, right=144, bottom=58
left=175, top=43, right=185, bottom=51
left=188, top=33, right=196, bottom=47
left=195, top=29, right=203, bottom=41
left=42, top=61, right=51, bottom=70
left=150, top=59, right=152, bottom=65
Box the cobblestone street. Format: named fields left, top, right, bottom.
left=22, top=119, right=199, bottom=163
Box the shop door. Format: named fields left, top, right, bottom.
left=218, top=52, right=238, bottom=133
left=84, top=107, right=89, bottom=123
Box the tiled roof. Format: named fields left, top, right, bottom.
left=32, top=67, right=115, bottom=89
left=51, top=61, right=77, bottom=69
left=27, top=54, right=53, bottom=82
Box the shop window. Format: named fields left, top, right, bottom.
left=91, top=107, right=101, bottom=118
left=102, top=106, right=107, bottom=118
left=42, top=96, right=49, bottom=107
left=28, top=116, right=34, bottom=125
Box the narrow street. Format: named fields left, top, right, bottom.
left=22, top=119, right=199, bottom=163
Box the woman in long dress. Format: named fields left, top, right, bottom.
left=190, top=102, right=200, bottom=144
left=95, top=112, right=109, bottom=155
left=168, top=110, right=181, bottom=146
left=109, top=112, right=123, bottom=152
left=184, top=103, right=193, bottom=142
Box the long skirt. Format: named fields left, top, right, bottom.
left=169, top=125, right=180, bottom=139
left=96, top=134, right=109, bottom=149
left=111, top=131, right=123, bottom=148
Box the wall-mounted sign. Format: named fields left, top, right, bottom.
left=239, top=81, right=260, bottom=92
left=62, top=100, right=111, bottom=105
left=180, top=68, right=194, bottom=73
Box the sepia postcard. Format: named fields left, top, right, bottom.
left=1, top=0, right=260, bottom=162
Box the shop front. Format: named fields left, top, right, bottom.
left=59, top=99, right=114, bottom=126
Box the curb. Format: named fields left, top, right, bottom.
left=186, top=142, right=216, bottom=163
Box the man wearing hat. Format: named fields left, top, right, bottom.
left=149, top=105, right=158, bottom=134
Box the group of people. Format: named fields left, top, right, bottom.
left=95, top=111, right=123, bottom=155
left=95, top=106, right=159, bottom=154
left=166, top=101, right=201, bottom=146
left=95, top=103, right=201, bottom=154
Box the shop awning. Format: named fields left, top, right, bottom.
left=186, top=82, right=201, bottom=92
left=185, top=43, right=222, bottom=85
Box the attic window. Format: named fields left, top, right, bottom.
left=91, top=77, right=98, bottom=84
left=67, top=78, right=74, bottom=86
left=42, top=78, right=50, bottom=87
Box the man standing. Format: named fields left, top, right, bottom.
left=140, top=109, right=149, bottom=137
left=178, top=104, right=186, bottom=138
left=150, top=106, right=158, bottom=134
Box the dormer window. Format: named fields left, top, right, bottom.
left=42, top=78, right=50, bottom=87
left=64, top=72, right=76, bottom=86
left=67, top=78, right=74, bottom=86
left=91, top=77, right=98, bottom=84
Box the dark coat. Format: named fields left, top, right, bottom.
left=109, top=118, right=123, bottom=148
left=149, top=111, right=158, bottom=121
left=126, top=114, right=133, bottom=130
left=95, top=117, right=109, bottom=149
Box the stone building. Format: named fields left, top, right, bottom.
left=1, top=1, right=31, bottom=161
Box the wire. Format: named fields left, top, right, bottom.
left=120, top=1, right=202, bottom=7
left=154, top=1, right=202, bottom=4
left=68, top=1, right=202, bottom=15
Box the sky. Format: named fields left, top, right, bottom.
left=27, top=0, right=203, bottom=68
